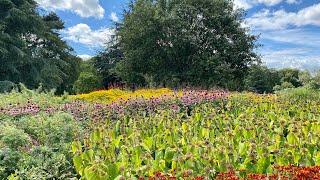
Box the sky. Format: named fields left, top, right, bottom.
left=35, top=0, right=320, bottom=71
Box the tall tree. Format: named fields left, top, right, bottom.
left=0, top=0, right=81, bottom=92
left=110, top=0, right=259, bottom=89
left=93, top=43, right=123, bottom=87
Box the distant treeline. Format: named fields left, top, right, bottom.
left=73, top=59, right=320, bottom=94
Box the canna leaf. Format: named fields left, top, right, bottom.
left=287, top=133, right=298, bottom=145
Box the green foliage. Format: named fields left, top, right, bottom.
left=0, top=84, right=66, bottom=107
left=299, top=70, right=312, bottom=86
left=93, top=45, right=123, bottom=87
left=277, top=87, right=320, bottom=101
left=0, top=148, right=22, bottom=179
left=273, top=81, right=295, bottom=91
left=72, top=91, right=320, bottom=178
left=0, top=81, right=16, bottom=93
left=305, top=80, right=320, bottom=90
left=0, top=124, right=30, bottom=178
left=304, top=71, right=320, bottom=90
left=245, top=65, right=280, bottom=93
left=245, top=66, right=315, bottom=94
left=278, top=68, right=302, bottom=87
left=0, top=113, right=82, bottom=179
left=100, top=0, right=259, bottom=89
left=14, top=146, right=77, bottom=179
left=2, top=86, right=320, bottom=179
left=0, top=124, right=31, bottom=149
left=0, top=1, right=81, bottom=93
left=0, top=89, right=84, bottom=179
left=18, top=113, right=80, bottom=146
left=73, top=61, right=104, bottom=94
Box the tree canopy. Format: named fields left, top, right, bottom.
left=96, top=0, right=259, bottom=90
left=0, top=0, right=81, bottom=93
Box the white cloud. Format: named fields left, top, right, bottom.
left=249, top=8, right=320, bottom=71
left=234, top=0, right=252, bottom=10
left=233, top=0, right=294, bottom=10
left=256, top=0, right=283, bottom=6
left=246, top=3, right=320, bottom=30
left=78, top=54, right=92, bottom=60
left=110, top=12, right=119, bottom=22
left=258, top=29, right=320, bottom=71
left=262, top=48, right=320, bottom=71
left=261, top=29, right=320, bottom=47
left=36, top=0, right=105, bottom=19
left=62, top=23, right=115, bottom=47
left=286, top=0, right=300, bottom=4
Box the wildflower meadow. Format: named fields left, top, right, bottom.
left=1, top=86, right=320, bottom=179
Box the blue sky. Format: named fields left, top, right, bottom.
left=36, top=0, right=320, bottom=71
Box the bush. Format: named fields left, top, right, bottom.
left=14, top=146, right=77, bottom=179
left=0, top=148, right=22, bottom=179
left=19, top=113, right=80, bottom=146
left=0, top=81, right=16, bottom=93
left=245, top=65, right=281, bottom=93
left=0, top=124, right=31, bottom=149
left=73, top=72, right=103, bottom=94
left=273, top=82, right=295, bottom=91
left=305, top=80, right=320, bottom=90
left=0, top=125, right=31, bottom=178
left=0, top=113, right=82, bottom=179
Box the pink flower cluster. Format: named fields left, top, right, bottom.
left=180, top=90, right=227, bottom=106
left=0, top=102, right=41, bottom=116
left=105, top=90, right=228, bottom=116
left=0, top=90, right=228, bottom=122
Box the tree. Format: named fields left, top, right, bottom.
left=108, top=0, right=259, bottom=90
left=0, top=0, right=81, bottom=93
left=93, top=44, right=123, bottom=88
left=306, top=70, right=320, bottom=90
left=73, top=60, right=103, bottom=94
left=273, top=81, right=295, bottom=91
left=245, top=65, right=280, bottom=93
left=298, top=70, right=312, bottom=86
left=278, top=68, right=302, bottom=88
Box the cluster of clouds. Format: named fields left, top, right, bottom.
left=62, top=23, right=115, bottom=47
left=241, top=2, right=320, bottom=70
left=234, top=0, right=300, bottom=10
left=36, top=0, right=105, bottom=19
left=246, top=3, right=320, bottom=30
left=35, top=0, right=119, bottom=59
left=263, top=48, right=320, bottom=71
left=260, top=28, right=320, bottom=71
left=36, top=0, right=120, bottom=21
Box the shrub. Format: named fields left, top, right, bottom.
left=14, top=146, right=77, bottom=179
left=0, top=124, right=31, bottom=149
left=0, top=81, right=16, bottom=93
left=305, top=80, right=320, bottom=90
left=273, top=81, right=294, bottom=91
left=0, top=148, right=22, bottom=179
left=73, top=72, right=103, bottom=94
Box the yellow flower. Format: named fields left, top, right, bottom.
left=70, top=88, right=180, bottom=104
